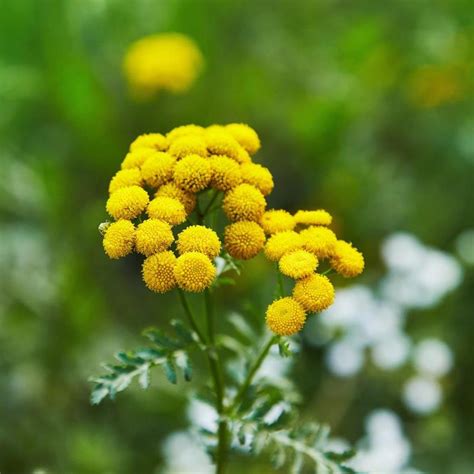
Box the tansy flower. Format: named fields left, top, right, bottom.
left=103, top=220, right=135, bottom=259
left=141, top=152, right=176, bottom=188
left=294, top=209, right=332, bottom=227
left=168, top=135, right=208, bottom=159
left=108, top=168, right=143, bottom=194
left=260, top=209, right=296, bottom=235
left=266, top=297, right=306, bottom=336
left=155, top=182, right=196, bottom=214
left=279, top=250, right=318, bottom=279
left=330, top=240, right=365, bottom=277
left=209, top=155, right=242, bottom=191
left=121, top=148, right=156, bottom=169
left=167, top=124, right=205, bottom=142
left=240, top=163, right=274, bottom=196
left=135, top=219, right=174, bottom=256
left=173, top=154, right=212, bottom=193
left=225, top=123, right=261, bottom=155
left=293, top=274, right=335, bottom=313
left=177, top=225, right=221, bottom=259
left=224, top=221, right=266, bottom=260
left=205, top=130, right=243, bottom=162
left=300, top=226, right=337, bottom=259
left=174, top=252, right=216, bottom=292
left=123, top=33, right=203, bottom=97
left=223, top=183, right=266, bottom=222
left=142, top=251, right=177, bottom=293
left=130, top=133, right=168, bottom=152
left=106, top=185, right=149, bottom=220
left=147, top=196, right=187, bottom=225
left=264, top=231, right=303, bottom=261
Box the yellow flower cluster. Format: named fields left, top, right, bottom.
left=123, top=33, right=203, bottom=97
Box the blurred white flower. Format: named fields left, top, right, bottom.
left=381, top=233, right=427, bottom=273
left=326, top=340, right=364, bottom=377
left=372, top=332, right=411, bottom=370
left=414, top=339, right=453, bottom=377
left=455, top=228, right=474, bottom=265
left=187, top=398, right=218, bottom=433
left=403, top=376, right=442, bottom=415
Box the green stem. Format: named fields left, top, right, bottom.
left=321, top=268, right=333, bottom=276
left=177, top=289, right=206, bottom=344
left=202, top=189, right=220, bottom=216
left=276, top=264, right=285, bottom=297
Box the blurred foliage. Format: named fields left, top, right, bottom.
left=0, top=0, right=473, bottom=472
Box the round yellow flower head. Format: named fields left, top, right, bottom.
left=264, top=231, right=303, bottom=261
left=142, top=250, right=177, bottom=293
left=223, top=183, right=266, bottom=222
left=240, top=163, right=274, bottom=196
left=174, top=252, right=216, bottom=292
left=177, top=225, right=221, bottom=259
left=147, top=196, right=187, bottom=225
left=167, top=124, right=205, bottom=143
left=293, top=274, right=335, bottom=313
left=130, top=133, right=168, bottom=152
left=294, top=209, right=332, bottom=227
left=300, top=226, right=337, bottom=259
left=109, top=168, right=143, bottom=194
left=209, top=155, right=242, bottom=191
left=141, top=152, right=176, bottom=188
left=330, top=240, right=365, bottom=277
left=121, top=148, right=156, bottom=169
left=224, top=221, right=266, bottom=260
left=225, top=123, right=261, bottom=155
left=266, top=297, right=306, bottom=336
left=279, top=250, right=318, bottom=279
left=123, top=33, right=203, bottom=96
left=260, top=209, right=296, bottom=235
left=103, top=220, right=135, bottom=259
left=173, top=154, right=212, bottom=193
left=155, top=182, right=196, bottom=214
left=106, top=185, right=149, bottom=220
left=168, top=135, right=208, bottom=159
left=135, top=219, right=174, bottom=256
left=205, top=130, right=243, bottom=162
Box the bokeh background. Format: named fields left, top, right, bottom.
left=1, top=0, right=473, bottom=472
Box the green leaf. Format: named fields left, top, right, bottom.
left=163, top=357, right=177, bottom=384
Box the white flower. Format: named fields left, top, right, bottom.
left=413, top=339, right=453, bottom=377
left=325, top=340, right=364, bottom=377
left=403, top=376, right=442, bottom=415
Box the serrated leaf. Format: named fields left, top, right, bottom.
left=90, top=386, right=109, bottom=405
left=171, top=319, right=195, bottom=345
left=138, top=365, right=150, bottom=389
left=163, top=357, right=177, bottom=384
left=175, top=351, right=192, bottom=382
left=144, top=327, right=181, bottom=350
left=228, top=313, right=256, bottom=342
left=325, top=449, right=356, bottom=463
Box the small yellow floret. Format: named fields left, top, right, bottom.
left=294, top=210, right=333, bottom=227
left=260, top=210, right=296, bottom=235
left=130, top=133, right=168, bottom=152
left=103, top=220, right=135, bottom=259
left=177, top=225, right=221, bottom=259
left=167, top=124, right=205, bottom=142
left=155, top=182, right=196, bottom=214
left=168, top=135, right=208, bottom=159
left=300, top=226, right=337, bottom=259
left=141, top=152, right=176, bottom=188
left=174, top=252, right=216, bottom=292
left=173, top=154, right=212, bottom=193
left=142, top=251, right=177, bottom=293
left=135, top=219, right=174, bottom=256
left=209, top=155, right=242, bottom=191
left=223, top=184, right=266, bottom=222
left=225, top=123, right=261, bottom=155
left=293, top=274, right=335, bottom=313
left=109, top=168, right=143, bottom=194
left=106, top=186, right=149, bottom=220
left=224, top=221, right=266, bottom=260
left=147, top=196, right=187, bottom=225
left=121, top=148, right=155, bottom=169
left=205, top=131, right=242, bottom=162
left=266, top=297, right=306, bottom=336
left=240, top=163, right=274, bottom=196
left=330, top=240, right=365, bottom=277
left=279, top=250, right=318, bottom=279
left=264, top=231, right=303, bottom=261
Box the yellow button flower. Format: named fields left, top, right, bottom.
left=174, top=252, right=216, bottom=292
left=224, top=221, right=266, bottom=260
left=300, top=226, right=337, bottom=259
left=293, top=274, right=335, bottom=313
left=240, top=163, right=274, bottom=196
left=121, top=148, right=155, bottom=169
left=330, top=240, right=365, bottom=277
left=177, top=225, right=221, bottom=259
left=130, top=133, right=169, bottom=152
left=147, top=196, right=187, bottom=225
left=103, top=220, right=135, bottom=259
left=264, top=231, right=303, bottom=261
left=294, top=209, right=332, bottom=226
left=205, top=130, right=242, bottom=161
left=168, top=135, right=208, bottom=159
left=167, top=124, right=205, bottom=143
left=142, top=251, right=177, bottom=293
left=225, top=123, right=261, bottom=155
left=173, top=154, right=212, bottom=193
left=155, top=182, right=196, bottom=214
left=260, top=209, right=296, bottom=235
left=108, top=168, right=143, bottom=194
left=135, top=219, right=174, bottom=256
left=106, top=185, right=149, bottom=220
left=223, top=183, right=266, bottom=222
left=141, top=152, right=176, bottom=188
left=266, top=297, right=306, bottom=336
left=209, top=155, right=242, bottom=191
left=279, top=250, right=318, bottom=279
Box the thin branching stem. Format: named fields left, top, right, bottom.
left=177, top=289, right=206, bottom=343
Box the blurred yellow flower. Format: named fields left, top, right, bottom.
left=174, top=252, right=216, bottom=292
left=177, top=225, right=221, bottom=259
left=264, top=231, right=303, bottom=261
left=294, top=209, right=332, bottom=227
left=108, top=168, right=143, bottom=194
left=330, top=240, right=365, bottom=277
left=224, top=221, right=266, bottom=260
left=300, top=226, right=337, bottom=259
left=260, top=209, right=296, bottom=235
left=142, top=251, right=177, bottom=293
left=121, top=148, right=156, bottom=169
left=155, top=182, right=196, bottom=214
left=266, top=297, right=306, bottom=336
left=240, top=163, right=274, bottom=196
left=130, top=133, right=168, bottom=152
left=225, top=123, right=261, bottom=155
left=168, top=135, right=208, bottom=159
left=103, top=220, right=135, bottom=259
